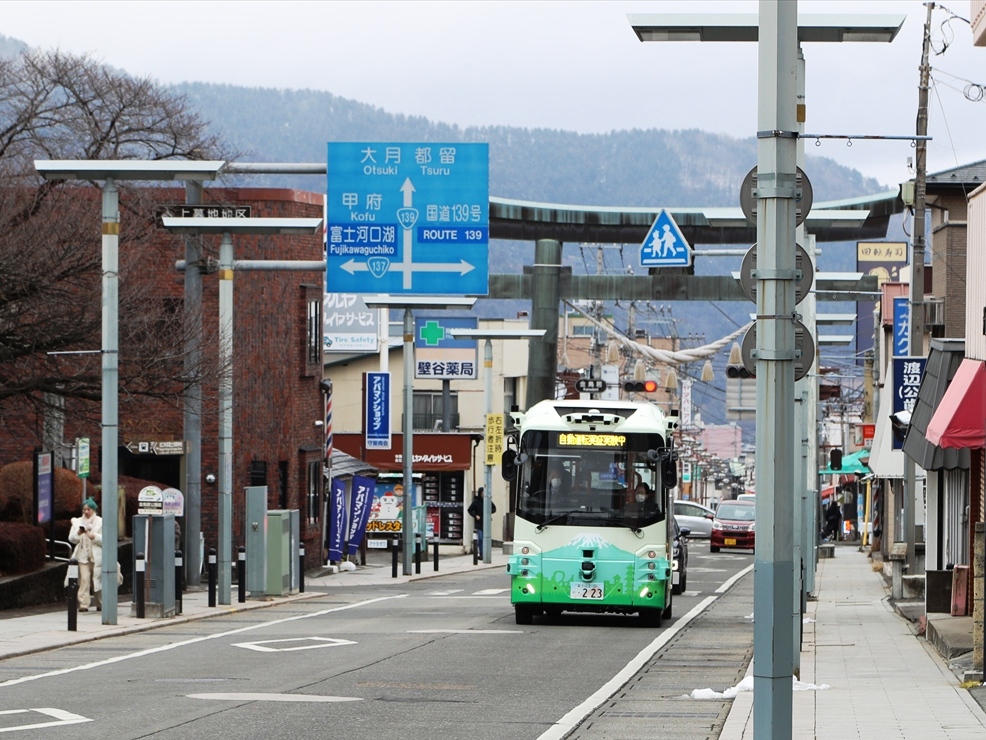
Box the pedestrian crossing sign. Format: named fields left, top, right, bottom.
left=640, top=209, right=691, bottom=267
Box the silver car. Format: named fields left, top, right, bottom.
left=673, top=500, right=716, bottom=539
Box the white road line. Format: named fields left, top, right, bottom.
left=188, top=693, right=362, bottom=703
left=407, top=629, right=523, bottom=634
left=471, top=588, right=509, bottom=596
left=232, top=637, right=357, bottom=652
left=537, top=563, right=754, bottom=740
left=0, top=708, right=91, bottom=733
left=0, top=595, right=407, bottom=689
left=428, top=589, right=464, bottom=596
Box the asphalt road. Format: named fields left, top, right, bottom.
left=0, top=544, right=755, bottom=740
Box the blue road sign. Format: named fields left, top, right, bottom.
left=640, top=209, right=691, bottom=267
left=327, top=142, right=489, bottom=296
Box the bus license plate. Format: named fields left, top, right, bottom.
left=570, top=583, right=604, bottom=600
left=725, top=538, right=737, bottom=546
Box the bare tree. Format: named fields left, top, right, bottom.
left=0, top=49, right=232, bottom=433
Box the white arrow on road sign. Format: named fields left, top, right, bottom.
left=640, top=209, right=691, bottom=267
left=340, top=258, right=476, bottom=276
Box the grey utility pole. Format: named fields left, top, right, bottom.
left=903, top=1, right=933, bottom=574
left=753, top=3, right=797, bottom=736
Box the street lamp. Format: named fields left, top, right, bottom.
left=626, top=10, right=903, bottom=739
left=449, top=328, right=545, bottom=563
left=34, top=159, right=225, bottom=625
left=363, top=296, right=477, bottom=574
left=162, top=216, right=322, bottom=604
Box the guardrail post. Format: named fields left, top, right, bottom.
left=472, top=532, right=479, bottom=566
left=391, top=537, right=399, bottom=579
left=175, top=550, right=183, bottom=616
left=208, top=548, right=217, bottom=607
left=67, top=558, right=79, bottom=631
left=299, top=543, right=306, bottom=593
left=237, top=546, right=246, bottom=603
left=135, top=552, right=146, bottom=619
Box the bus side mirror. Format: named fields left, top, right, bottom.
left=501, top=449, right=518, bottom=481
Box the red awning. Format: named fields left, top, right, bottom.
left=926, top=359, right=986, bottom=449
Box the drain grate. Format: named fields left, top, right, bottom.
left=601, top=710, right=722, bottom=718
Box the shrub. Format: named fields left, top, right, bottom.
left=0, top=461, right=85, bottom=524
left=0, top=522, right=46, bottom=575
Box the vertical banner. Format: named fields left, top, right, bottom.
left=892, top=356, right=926, bottom=450
left=328, top=478, right=346, bottom=562
left=365, top=372, right=391, bottom=450
left=681, top=379, right=693, bottom=428
left=346, top=475, right=376, bottom=556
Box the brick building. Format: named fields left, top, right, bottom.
left=0, top=186, right=326, bottom=567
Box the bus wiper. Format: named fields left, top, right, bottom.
left=535, top=512, right=569, bottom=532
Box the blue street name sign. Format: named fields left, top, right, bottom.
left=327, top=142, right=490, bottom=296
left=640, top=209, right=691, bottom=267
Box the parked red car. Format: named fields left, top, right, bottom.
left=710, top=500, right=756, bottom=552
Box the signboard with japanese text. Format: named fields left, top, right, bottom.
left=326, top=142, right=489, bottom=296
left=77, top=437, right=90, bottom=479
left=138, top=485, right=164, bottom=515
left=160, top=204, right=251, bottom=219
left=324, top=293, right=378, bottom=353
left=485, top=413, right=504, bottom=465
left=162, top=488, right=184, bottom=517
left=346, top=475, right=375, bottom=555
left=893, top=296, right=910, bottom=357
left=856, top=241, right=908, bottom=365
left=327, top=478, right=346, bottom=561
left=364, top=372, right=391, bottom=450
left=892, top=357, right=926, bottom=450
left=414, top=316, right=478, bottom=380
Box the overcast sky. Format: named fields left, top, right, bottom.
left=3, top=1, right=984, bottom=189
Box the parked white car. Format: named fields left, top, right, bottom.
left=673, top=500, right=716, bottom=539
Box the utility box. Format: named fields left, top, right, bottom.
left=132, top=514, right=176, bottom=618
left=244, top=486, right=268, bottom=596
left=267, top=509, right=291, bottom=596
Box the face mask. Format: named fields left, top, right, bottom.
left=635, top=492, right=646, bottom=503
left=550, top=477, right=561, bottom=490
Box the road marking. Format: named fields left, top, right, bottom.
left=233, top=637, right=357, bottom=652
left=407, top=629, right=523, bottom=634
left=428, top=589, right=464, bottom=596
left=188, top=693, right=361, bottom=703
left=0, top=708, right=91, bottom=733
left=0, top=594, right=407, bottom=688
left=472, top=588, right=509, bottom=596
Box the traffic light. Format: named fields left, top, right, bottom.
left=623, top=379, right=658, bottom=393
left=726, top=364, right=753, bottom=379
left=830, top=448, right=842, bottom=471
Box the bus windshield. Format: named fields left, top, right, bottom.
left=516, top=430, right=666, bottom=528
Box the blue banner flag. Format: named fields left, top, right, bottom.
left=346, top=475, right=376, bottom=556
left=328, top=478, right=346, bottom=562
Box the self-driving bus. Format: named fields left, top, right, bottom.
left=502, top=398, right=679, bottom=626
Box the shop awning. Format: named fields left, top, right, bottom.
left=901, top=339, right=969, bottom=470
left=926, top=358, right=986, bottom=449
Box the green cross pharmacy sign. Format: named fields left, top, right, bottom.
left=414, top=317, right=478, bottom=380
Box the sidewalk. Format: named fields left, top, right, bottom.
left=0, top=551, right=506, bottom=663
left=720, top=545, right=986, bottom=739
